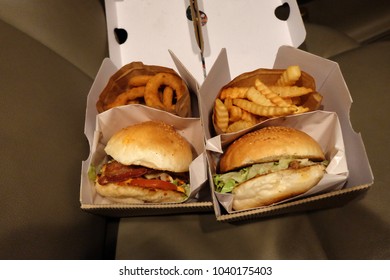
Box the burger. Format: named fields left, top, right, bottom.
left=94, top=121, right=193, bottom=203
left=213, top=126, right=328, bottom=211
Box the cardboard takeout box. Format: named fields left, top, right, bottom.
left=80, top=0, right=373, bottom=220
left=80, top=0, right=307, bottom=217
left=80, top=54, right=216, bottom=216
left=200, top=46, right=373, bottom=222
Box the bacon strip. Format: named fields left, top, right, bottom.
left=98, top=161, right=149, bottom=185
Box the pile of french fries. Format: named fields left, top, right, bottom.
left=213, top=66, right=323, bottom=134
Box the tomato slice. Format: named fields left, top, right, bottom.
left=130, top=178, right=179, bottom=192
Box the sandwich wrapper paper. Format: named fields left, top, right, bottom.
left=82, top=105, right=208, bottom=205
left=207, top=110, right=349, bottom=213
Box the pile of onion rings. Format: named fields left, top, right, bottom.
left=96, top=62, right=191, bottom=117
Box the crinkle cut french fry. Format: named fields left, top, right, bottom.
left=254, top=79, right=290, bottom=107
left=241, top=109, right=259, bottom=123
left=214, top=98, right=229, bottom=132
left=233, top=98, right=296, bottom=117
left=220, top=87, right=249, bottom=100
left=246, top=87, right=274, bottom=106
left=228, top=105, right=243, bottom=122
left=294, top=106, right=310, bottom=114
left=268, top=85, right=313, bottom=98
left=275, top=65, right=301, bottom=86
left=224, top=98, right=233, bottom=109
left=226, top=120, right=255, bottom=133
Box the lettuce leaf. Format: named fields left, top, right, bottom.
left=213, top=158, right=327, bottom=193
left=213, top=168, right=249, bottom=193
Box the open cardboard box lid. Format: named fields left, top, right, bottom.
left=200, top=46, right=374, bottom=222
left=104, top=0, right=306, bottom=86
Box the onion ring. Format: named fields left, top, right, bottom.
left=162, top=86, right=174, bottom=110
left=128, top=75, right=153, bottom=87
left=144, top=73, right=188, bottom=112
left=105, top=86, right=145, bottom=110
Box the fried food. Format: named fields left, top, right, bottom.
left=233, top=98, right=296, bottom=117
left=96, top=62, right=191, bottom=117
left=105, top=86, right=145, bottom=110
left=214, top=98, right=229, bottom=132
left=228, top=105, right=242, bottom=122
left=220, top=87, right=249, bottom=99
left=275, top=65, right=301, bottom=86
left=223, top=98, right=233, bottom=109
left=162, top=86, right=174, bottom=111
left=144, top=73, right=189, bottom=113
left=255, top=79, right=290, bottom=107
left=128, top=75, right=153, bottom=87
left=241, top=109, right=263, bottom=124
left=269, top=85, right=313, bottom=98
left=226, top=120, right=255, bottom=133
left=212, top=66, right=323, bottom=134
left=246, top=87, right=274, bottom=106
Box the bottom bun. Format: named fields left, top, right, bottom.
left=95, top=182, right=187, bottom=204
left=232, top=164, right=325, bottom=210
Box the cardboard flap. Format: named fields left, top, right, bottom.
left=274, top=46, right=373, bottom=187
left=104, top=0, right=305, bottom=85
left=199, top=48, right=231, bottom=140
left=84, top=58, right=118, bottom=149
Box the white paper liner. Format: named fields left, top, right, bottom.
left=207, top=110, right=349, bottom=213
left=82, top=104, right=208, bottom=205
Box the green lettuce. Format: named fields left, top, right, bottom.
left=213, top=158, right=327, bottom=194
left=213, top=168, right=249, bottom=193
left=88, top=165, right=97, bottom=182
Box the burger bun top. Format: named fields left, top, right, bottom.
left=219, top=126, right=325, bottom=173
left=104, top=121, right=193, bottom=173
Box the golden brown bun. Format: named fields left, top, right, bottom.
left=95, top=181, right=186, bottom=204
left=219, top=126, right=325, bottom=173
left=105, top=121, right=193, bottom=173
left=96, top=61, right=191, bottom=117
left=232, top=164, right=326, bottom=210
